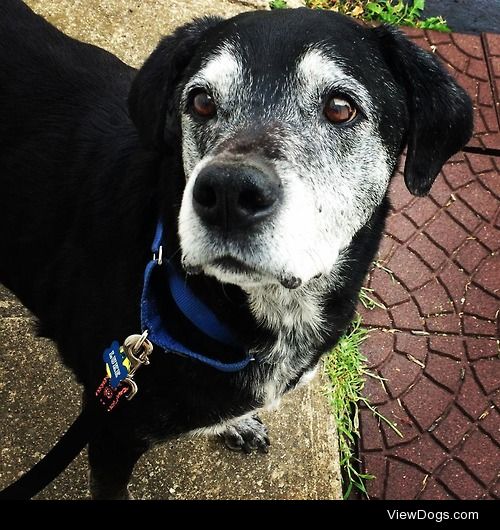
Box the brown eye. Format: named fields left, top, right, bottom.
left=191, top=91, right=216, bottom=119
left=324, top=96, right=357, bottom=124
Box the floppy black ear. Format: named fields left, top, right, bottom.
left=128, top=17, right=223, bottom=149
left=374, top=26, right=473, bottom=196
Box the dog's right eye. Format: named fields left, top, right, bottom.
left=190, top=90, right=217, bottom=119
left=324, top=95, right=357, bottom=125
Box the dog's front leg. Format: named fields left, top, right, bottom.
left=87, top=415, right=150, bottom=500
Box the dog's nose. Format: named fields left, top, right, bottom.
left=192, top=164, right=282, bottom=231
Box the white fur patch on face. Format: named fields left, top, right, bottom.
left=181, top=42, right=245, bottom=177
left=186, top=43, right=243, bottom=99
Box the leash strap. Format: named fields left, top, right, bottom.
left=0, top=404, right=98, bottom=500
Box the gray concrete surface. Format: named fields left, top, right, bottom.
left=0, top=0, right=341, bottom=500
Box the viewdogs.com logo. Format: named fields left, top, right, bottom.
left=387, top=510, right=478, bottom=523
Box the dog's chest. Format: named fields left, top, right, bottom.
left=187, top=283, right=328, bottom=438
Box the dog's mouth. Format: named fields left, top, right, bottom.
left=212, top=256, right=258, bottom=275
left=183, top=255, right=303, bottom=290
left=205, top=255, right=271, bottom=287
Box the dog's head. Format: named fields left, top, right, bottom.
left=129, top=9, right=472, bottom=290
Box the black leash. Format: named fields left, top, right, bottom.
left=0, top=404, right=99, bottom=500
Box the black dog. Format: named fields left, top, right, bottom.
left=0, top=0, right=472, bottom=499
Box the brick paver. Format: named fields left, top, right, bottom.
left=357, top=150, right=499, bottom=499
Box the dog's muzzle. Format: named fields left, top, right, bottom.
left=192, top=162, right=282, bottom=232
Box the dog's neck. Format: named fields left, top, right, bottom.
left=244, top=252, right=346, bottom=340
left=238, top=278, right=331, bottom=405
left=247, top=281, right=326, bottom=343
left=245, top=270, right=344, bottom=365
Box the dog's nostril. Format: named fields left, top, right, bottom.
left=193, top=182, right=217, bottom=209
left=238, top=188, right=275, bottom=213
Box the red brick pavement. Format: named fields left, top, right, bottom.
left=357, top=147, right=499, bottom=499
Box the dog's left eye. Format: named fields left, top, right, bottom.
left=324, top=95, right=357, bottom=125
left=190, top=90, right=217, bottom=119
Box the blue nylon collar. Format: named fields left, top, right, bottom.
left=140, top=221, right=254, bottom=372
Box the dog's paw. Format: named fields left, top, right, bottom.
left=220, top=415, right=270, bottom=454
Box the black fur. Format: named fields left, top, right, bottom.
left=0, top=1, right=472, bottom=499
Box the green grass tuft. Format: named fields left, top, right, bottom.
left=363, top=0, right=450, bottom=31
left=323, top=314, right=402, bottom=498
left=305, top=0, right=450, bottom=32
left=269, top=0, right=289, bottom=9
